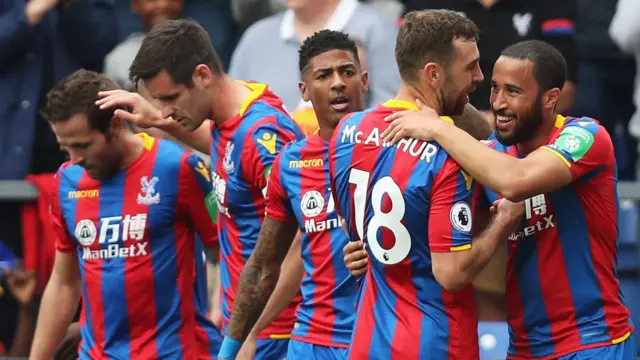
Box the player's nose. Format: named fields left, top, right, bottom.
left=330, top=73, right=346, bottom=90
left=68, top=150, right=84, bottom=166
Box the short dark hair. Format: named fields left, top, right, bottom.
left=500, top=40, right=567, bottom=91
left=41, top=69, right=119, bottom=133
left=298, top=29, right=360, bottom=73
left=395, top=10, right=479, bottom=84
left=129, top=19, right=224, bottom=87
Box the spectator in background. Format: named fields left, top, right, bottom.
left=610, top=0, right=640, bottom=160
left=105, top=0, right=184, bottom=89
left=0, top=263, right=38, bottom=357
left=229, top=0, right=400, bottom=112
left=115, top=0, right=238, bottom=70
left=403, top=0, right=577, bottom=121
left=572, top=0, right=636, bottom=181
left=0, top=0, right=117, bottom=353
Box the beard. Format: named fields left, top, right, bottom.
left=494, top=94, right=544, bottom=146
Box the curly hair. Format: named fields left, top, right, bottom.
left=40, top=69, right=120, bottom=134
left=298, top=29, right=360, bottom=73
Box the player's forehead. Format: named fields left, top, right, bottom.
left=451, top=38, right=480, bottom=67
left=492, top=56, right=537, bottom=88
left=50, top=113, right=93, bottom=139
left=308, top=49, right=359, bottom=73
left=143, top=69, right=185, bottom=98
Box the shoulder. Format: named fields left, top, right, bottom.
left=154, top=138, right=189, bottom=170
left=55, top=162, right=84, bottom=184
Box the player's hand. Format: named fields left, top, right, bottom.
left=54, top=322, right=81, bottom=360
left=5, top=264, right=36, bottom=306
left=235, top=333, right=257, bottom=360
left=95, top=90, right=175, bottom=130
left=210, top=307, right=223, bottom=331
left=343, top=241, right=368, bottom=277
left=491, top=199, right=525, bottom=231
left=381, top=99, right=442, bottom=145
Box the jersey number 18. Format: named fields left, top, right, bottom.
left=349, top=169, right=411, bottom=265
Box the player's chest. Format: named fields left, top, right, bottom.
left=485, top=189, right=558, bottom=247
left=61, top=180, right=178, bottom=259
left=285, top=172, right=341, bottom=234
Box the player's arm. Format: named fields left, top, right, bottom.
left=179, top=154, right=219, bottom=255
left=30, top=179, right=81, bottom=360
left=220, top=150, right=299, bottom=358
left=242, top=121, right=301, bottom=197
left=95, top=89, right=212, bottom=154
left=429, top=160, right=522, bottom=292
left=382, top=112, right=607, bottom=201
left=222, top=217, right=298, bottom=345
left=433, top=120, right=609, bottom=201
left=449, top=103, right=493, bottom=140
left=161, top=120, right=212, bottom=155
left=246, top=233, right=304, bottom=338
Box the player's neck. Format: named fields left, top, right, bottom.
left=118, top=132, right=145, bottom=169
left=210, top=76, right=252, bottom=126
left=293, top=0, right=340, bottom=40
left=395, top=83, right=443, bottom=114
left=516, top=111, right=558, bottom=154
left=318, top=124, right=334, bottom=142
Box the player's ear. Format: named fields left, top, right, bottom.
left=193, top=64, right=213, bottom=88
left=109, top=113, right=124, bottom=137
left=299, top=81, right=311, bottom=102
left=360, top=71, right=369, bottom=94
left=542, top=88, right=561, bottom=110
left=423, top=62, right=442, bottom=88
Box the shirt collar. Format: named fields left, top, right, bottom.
left=280, top=0, right=358, bottom=41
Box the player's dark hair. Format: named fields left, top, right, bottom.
left=129, top=19, right=224, bottom=87
left=298, top=29, right=360, bottom=73
left=41, top=69, right=119, bottom=134
left=395, top=9, right=479, bottom=85
left=500, top=40, right=567, bottom=91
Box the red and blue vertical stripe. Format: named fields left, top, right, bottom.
left=56, top=136, right=218, bottom=359
left=482, top=119, right=633, bottom=359
left=328, top=103, right=478, bottom=360
left=209, top=83, right=305, bottom=339
left=272, top=135, right=356, bottom=348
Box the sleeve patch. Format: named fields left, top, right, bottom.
left=450, top=201, right=472, bottom=233
left=553, top=126, right=595, bottom=161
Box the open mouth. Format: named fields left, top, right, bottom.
left=496, top=114, right=517, bottom=130
left=330, top=96, right=349, bottom=111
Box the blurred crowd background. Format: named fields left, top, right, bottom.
left=0, top=0, right=639, bottom=358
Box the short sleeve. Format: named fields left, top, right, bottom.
left=51, top=167, right=76, bottom=253
left=241, top=120, right=302, bottom=195
left=541, top=121, right=613, bottom=180
left=265, top=152, right=296, bottom=222
left=428, top=158, right=475, bottom=253
left=178, top=154, right=218, bottom=248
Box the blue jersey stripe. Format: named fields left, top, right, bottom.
left=98, top=172, right=131, bottom=358
left=510, top=225, right=556, bottom=357
left=550, top=187, right=610, bottom=345
left=61, top=169, right=99, bottom=354
left=149, top=144, right=183, bottom=357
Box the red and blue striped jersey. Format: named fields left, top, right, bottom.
left=209, top=81, right=305, bottom=339
left=51, top=133, right=221, bottom=359
left=477, top=115, right=634, bottom=359
left=328, top=99, right=479, bottom=360
left=266, top=134, right=356, bottom=348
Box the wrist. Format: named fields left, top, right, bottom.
left=218, top=336, right=242, bottom=360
